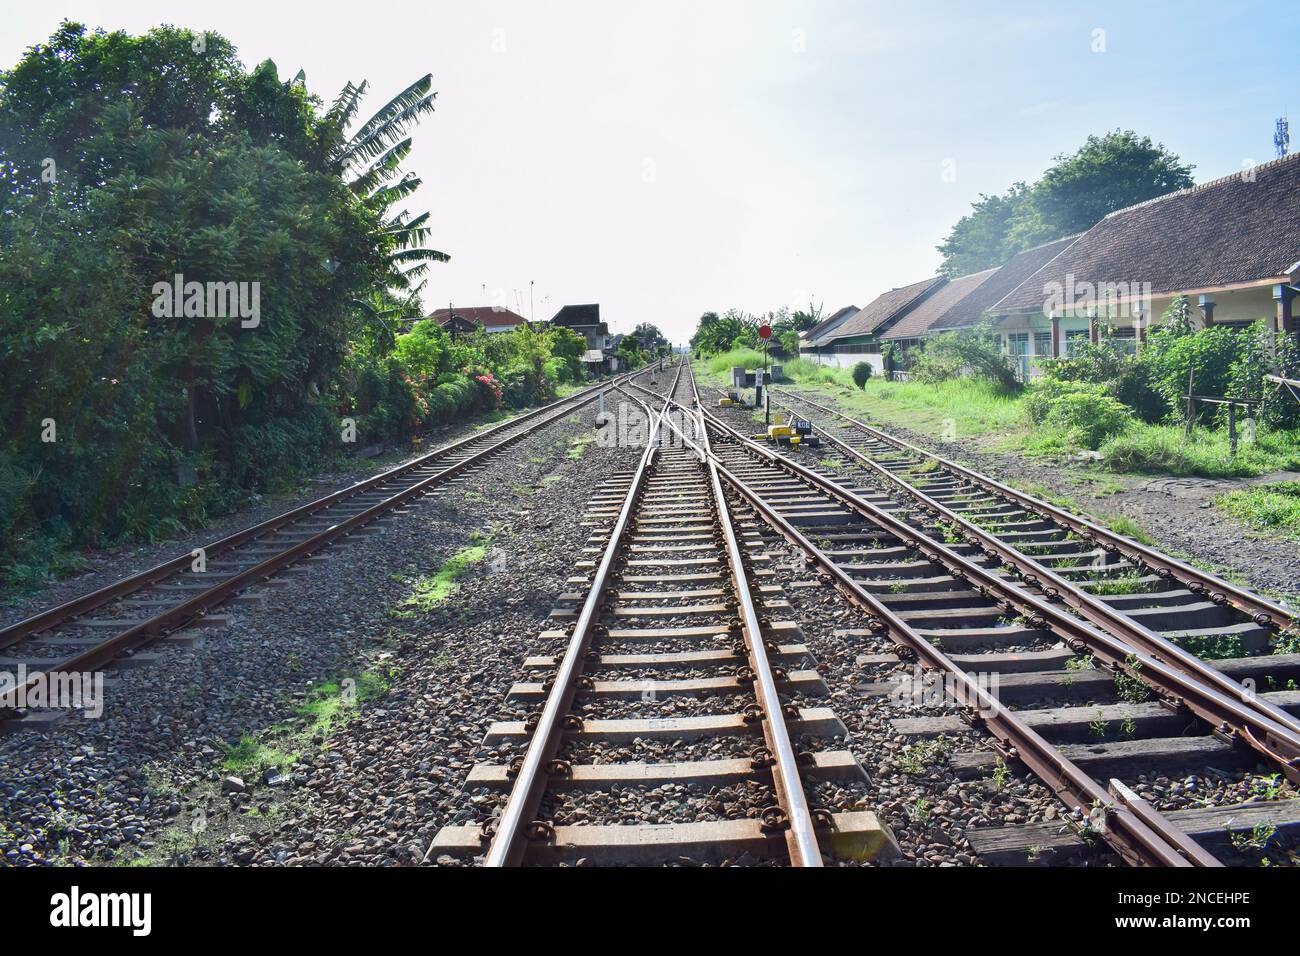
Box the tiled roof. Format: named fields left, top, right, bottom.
left=995, top=152, right=1300, bottom=313
left=427, top=306, right=526, bottom=328
left=882, top=268, right=998, bottom=340
left=801, top=305, right=859, bottom=343
left=931, top=234, right=1081, bottom=330
left=552, top=304, right=602, bottom=326
left=821, top=276, right=945, bottom=341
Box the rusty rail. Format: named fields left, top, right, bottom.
left=773, top=387, right=1294, bottom=632
left=483, top=362, right=684, bottom=865
left=647, top=363, right=1221, bottom=867
left=772, top=400, right=1300, bottom=742
left=0, top=370, right=646, bottom=716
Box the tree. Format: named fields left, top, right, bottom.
left=790, top=301, right=824, bottom=333
left=0, top=23, right=446, bottom=568
left=689, top=309, right=757, bottom=355
left=936, top=184, right=1034, bottom=277
left=631, top=322, right=668, bottom=354
left=936, top=131, right=1194, bottom=275
left=1032, top=131, right=1194, bottom=237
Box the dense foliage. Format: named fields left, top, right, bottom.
left=688, top=305, right=818, bottom=357
left=937, top=131, right=1195, bottom=276
left=907, top=323, right=1021, bottom=394
left=1027, top=298, right=1300, bottom=456
left=0, top=23, right=599, bottom=590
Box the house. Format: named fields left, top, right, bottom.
left=799, top=305, right=858, bottom=352
left=880, top=267, right=999, bottom=360
left=989, top=152, right=1300, bottom=377
left=424, top=305, right=527, bottom=335
left=921, top=234, right=1083, bottom=379
left=550, top=304, right=611, bottom=351
left=551, top=304, right=620, bottom=374
left=807, top=276, right=945, bottom=374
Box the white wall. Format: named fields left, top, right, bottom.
left=803, top=350, right=886, bottom=375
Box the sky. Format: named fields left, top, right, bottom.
left=1, top=1, right=1297, bottom=343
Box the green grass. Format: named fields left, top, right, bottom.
left=1088, top=571, right=1147, bottom=595
left=389, top=535, right=488, bottom=618
left=222, top=669, right=392, bottom=775
left=700, top=349, right=1300, bottom=480
left=705, top=348, right=767, bottom=378
left=1098, top=425, right=1300, bottom=479
left=1215, top=481, right=1300, bottom=541
left=567, top=433, right=596, bottom=459
left=1098, top=513, right=1155, bottom=545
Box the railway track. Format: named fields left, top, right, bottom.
left=429, top=362, right=894, bottom=866
left=0, top=372, right=645, bottom=727
left=623, top=361, right=1300, bottom=866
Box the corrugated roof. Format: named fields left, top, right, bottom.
left=931, top=234, right=1081, bottom=330
left=995, top=152, right=1300, bottom=313
left=882, top=268, right=998, bottom=340
left=821, top=276, right=945, bottom=341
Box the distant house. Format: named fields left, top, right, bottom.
left=808, top=277, right=945, bottom=374
left=989, top=152, right=1300, bottom=377
left=550, top=304, right=611, bottom=351
left=799, top=305, right=858, bottom=353
left=880, top=268, right=999, bottom=358
left=551, top=303, right=620, bottom=373
left=423, top=305, right=527, bottom=335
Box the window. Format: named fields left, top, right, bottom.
left=1033, top=331, right=1051, bottom=356
left=1065, top=330, right=1088, bottom=357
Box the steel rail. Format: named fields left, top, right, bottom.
left=619, top=375, right=824, bottom=864
left=482, top=363, right=683, bottom=866
left=642, top=383, right=1300, bottom=777
left=0, top=375, right=639, bottom=716
left=1, top=369, right=647, bottom=649
left=772, top=387, right=1294, bottom=632
left=652, top=366, right=1219, bottom=867
left=774, top=402, right=1300, bottom=742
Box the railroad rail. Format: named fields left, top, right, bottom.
left=627, top=361, right=1300, bottom=865
left=773, top=387, right=1296, bottom=633
left=756, top=391, right=1300, bottom=761
left=429, top=362, right=894, bottom=865
left=0, top=369, right=650, bottom=723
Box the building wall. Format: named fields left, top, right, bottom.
left=995, top=284, right=1281, bottom=378
left=803, top=348, right=886, bottom=375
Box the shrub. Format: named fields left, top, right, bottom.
left=1041, top=386, right=1132, bottom=449
left=1038, top=342, right=1166, bottom=423
left=909, top=323, right=1020, bottom=393
left=852, top=362, right=873, bottom=388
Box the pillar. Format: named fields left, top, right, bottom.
left=1088, top=310, right=1099, bottom=346
left=1133, top=309, right=1145, bottom=351
left=1198, top=294, right=1216, bottom=328
left=1050, top=312, right=1061, bottom=358
left=1275, top=284, right=1295, bottom=334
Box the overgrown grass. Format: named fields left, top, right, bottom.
left=1098, top=513, right=1155, bottom=545
left=704, top=348, right=766, bottom=378
left=1098, top=425, right=1300, bottom=479
left=703, top=349, right=1300, bottom=480
left=1215, top=481, right=1300, bottom=541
